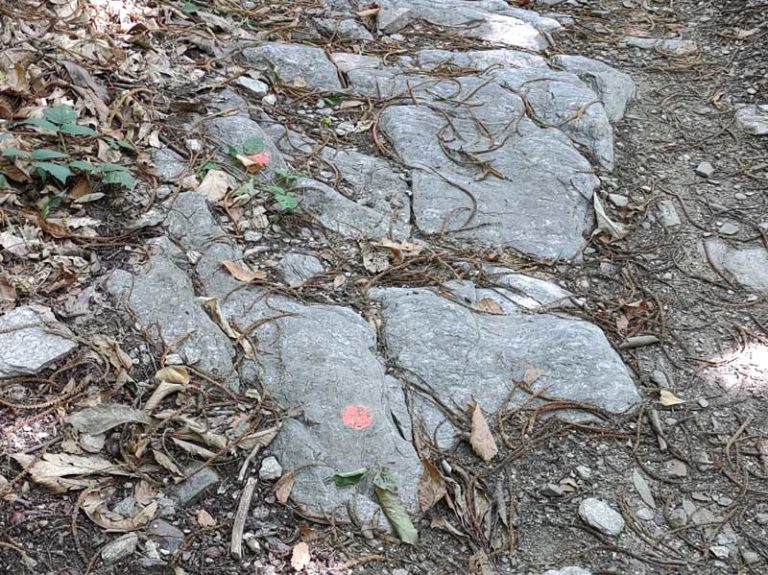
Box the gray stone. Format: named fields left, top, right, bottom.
left=153, top=147, right=188, bottom=182
left=147, top=519, right=185, bottom=553
left=704, top=240, right=768, bottom=293
left=635, top=507, right=655, bottom=521
left=710, top=546, right=730, bottom=560
left=741, top=549, right=761, bottom=565
left=415, top=48, right=548, bottom=71
left=320, top=148, right=411, bottom=239
left=657, top=200, right=681, bottom=228
left=376, top=0, right=558, bottom=51
left=483, top=266, right=575, bottom=310
left=101, top=533, right=138, bottom=565
left=578, top=498, right=625, bottom=536
left=0, top=305, right=77, bottom=378
left=543, top=568, right=592, bottom=575
left=695, top=161, right=715, bottom=178
left=169, top=467, right=221, bottom=505
left=718, top=222, right=740, bottom=236
left=234, top=76, right=269, bottom=97
left=314, top=17, right=373, bottom=41
left=112, top=496, right=136, bottom=517
left=668, top=507, right=688, bottom=528
left=540, top=483, right=565, bottom=497
left=220, top=289, right=421, bottom=528
left=622, top=36, right=698, bottom=57
left=105, top=244, right=237, bottom=387
left=735, top=104, right=768, bottom=135
left=330, top=52, right=382, bottom=73
left=550, top=55, right=636, bottom=122
left=757, top=513, right=768, bottom=525
left=259, top=456, right=283, bottom=480
left=79, top=433, right=106, bottom=453
left=664, top=459, right=688, bottom=478
left=608, top=193, right=629, bottom=208
left=242, top=43, right=342, bottom=91
left=279, top=253, right=325, bottom=287
left=372, top=283, right=638, bottom=448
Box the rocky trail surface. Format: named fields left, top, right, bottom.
left=1, top=0, right=768, bottom=574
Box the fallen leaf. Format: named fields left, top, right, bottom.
left=196, top=509, right=217, bottom=527
left=155, top=366, right=190, bottom=384
left=333, top=467, right=368, bottom=487
left=759, top=438, right=768, bottom=474
left=236, top=151, right=271, bottom=173
left=468, top=550, right=496, bottom=575
left=196, top=169, right=236, bottom=203
left=171, top=438, right=217, bottom=459
left=632, top=469, right=656, bottom=509
left=221, top=259, right=267, bottom=283
left=238, top=426, right=280, bottom=452
left=144, top=382, right=185, bottom=412
left=374, top=468, right=417, bottom=544
left=0, top=275, right=16, bottom=312
left=81, top=488, right=157, bottom=531
left=12, top=453, right=129, bottom=492
left=659, top=389, right=685, bottom=407
left=290, top=541, right=310, bottom=571
left=67, top=404, right=152, bottom=435
left=469, top=401, right=498, bottom=462
left=152, top=449, right=183, bottom=478
left=477, top=298, right=504, bottom=315
left=593, top=193, right=628, bottom=239
left=274, top=470, right=296, bottom=504
left=360, top=241, right=390, bottom=273
left=418, top=458, right=446, bottom=512
left=523, top=368, right=545, bottom=385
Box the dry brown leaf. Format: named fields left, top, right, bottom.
left=221, top=259, right=267, bottom=283
left=659, top=389, right=685, bottom=407
left=0, top=275, right=16, bottom=312
left=274, top=470, right=296, bottom=504
left=171, top=437, right=217, bottom=459
left=155, top=366, right=190, bottom=385
left=152, top=449, right=183, bottom=478
left=238, top=426, right=280, bottom=452
left=81, top=488, right=157, bottom=531
left=12, top=453, right=128, bottom=493
left=196, top=509, right=217, bottom=527
left=290, top=541, right=310, bottom=571
left=523, top=368, right=545, bottom=385
left=477, top=298, right=504, bottom=315
left=144, top=382, right=185, bottom=412
left=418, top=458, right=446, bottom=513
left=469, top=402, right=498, bottom=462
left=196, top=169, right=235, bottom=203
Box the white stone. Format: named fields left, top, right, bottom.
left=259, top=456, right=283, bottom=481
left=578, top=498, right=625, bottom=536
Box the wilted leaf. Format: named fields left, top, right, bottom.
left=152, top=449, right=183, bottom=477
left=593, top=193, right=628, bottom=239
left=659, top=390, right=685, bottom=407
left=236, top=151, right=271, bottom=173
left=360, top=242, right=390, bottom=273
left=221, top=259, right=267, bottom=283
left=477, top=298, right=504, bottom=315
left=290, top=542, right=310, bottom=571
left=171, top=438, right=217, bottom=459
left=196, top=509, right=216, bottom=527
left=12, top=453, right=129, bottom=492
left=67, top=404, right=151, bottom=435
left=30, top=149, right=67, bottom=161
left=196, top=169, right=235, bottom=203
left=333, top=467, right=367, bottom=487
left=155, top=366, right=190, bottom=385
left=274, top=471, right=296, bottom=504
left=469, top=402, right=498, bottom=462
left=239, top=426, right=279, bottom=452
left=418, top=458, right=446, bottom=512
left=81, top=488, right=157, bottom=531
left=374, top=468, right=417, bottom=544
left=0, top=275, right=16, bottom=312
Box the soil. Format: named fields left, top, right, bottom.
left=2, top=0, right=768, bottom=574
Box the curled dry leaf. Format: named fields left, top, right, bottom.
left=171, top=437, right=218, bottom=460
left=236, top=151, right=271, bottom=173
left=152, top=449, right=183, bottom=478
left=374, top=468, right=418, bottom=544
left=67, top=404, right=152, bottom=435
left=144, top=381, right=185, bottom=412
left=477, top=297, right=504, bottom=315
left=274, top=470, right=296, bottom=504
left=196, top=169, right=236, bottom=203
left=593, top=193, right=628, bottom=240
left=0, top=275, right=16, bottom=312
left=155, top=366, right=190, bottom=384
left=221, top=259, right=267, bottom=283
left=81, top=488, right=157, bottom=532
left=418, top=458, right=447, bottom=513
left=12, top=453, right=129, bottom=493
left=469, top=401, right=498, bottom=462
left=196, top=509, right=217, bottom=527
left=659, top=389, right=685, bottom=407
left=290, top=541, right=310, bottom=571
left=238, top=426, right=280, bottom=452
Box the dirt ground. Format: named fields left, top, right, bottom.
left=2, top=0, right=768, bottom=574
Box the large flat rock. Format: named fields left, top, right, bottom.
left=705, top=240, right=768, bottom=293
left=372, top=283, right=639, bottom=448
left=242, top=43, right=342, bottom=91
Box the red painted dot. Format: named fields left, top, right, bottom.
left=342, top=404, right=373, bottom=430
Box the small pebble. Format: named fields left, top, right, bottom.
left=695, top=161, right=715, bottom=178
left=718, top=222, right=739, bottom=235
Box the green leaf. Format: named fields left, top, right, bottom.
left=58, top=123, right=97, bottom=137
left=374, top=468, right=417, bottom=544
left=182, top=1, right=200, bottom=13
left=275, top=169, right=303, bottom=185
left=69, top=160, right=99, bottom=173
left=2, top=147, right=28, bottom=159
left=323, top=96, right=341, bottom=107
left=199, top=160, right=222, bottom=176
left=0, top=173, right=8, bottom=189
left=273, top=189, right=298, bottom=211
left=23, top=117, right=60, bottom=132
left=31, top=149, right=67, bottom=161
left=233, top=178, right=256, bottom=197
left=242, top=137, right=265, bottom=155
left=102, top=169, right=135, bottom=189
left=43, top=105, right=77, bottom=126
left=334, top=468, right=368, bottom=487
left=31, top=161, right=73, bottom=184
left=102, top=137, right=134, bottom=151
left=226, top=143, right=239, bottom=158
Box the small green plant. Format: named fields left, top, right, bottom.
left=24, top=104, right=96, bottom=137
left=267, top=168, right=303, bottom=211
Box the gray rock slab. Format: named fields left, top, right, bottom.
left=379, top=102, right=599, bottom=260
left=578, top=498, right=625, bottom=536
left=242, top=43, right=342, bottom=91
left=550, top=55, right=636, bottom=122
left=376, top=0, right=555, bottom=51
left=153, top=147, right=188, bottom=183
left=705, top=240, right=768, bottom=293
left=484, top=266, right=575, bottom=310
left=169, top=467, right=221, bottom=505
left=0, top=305, right=77, bottom=378
left=735, top=104, right=768, bottom=136
left=101, top=533, right=138, bottom=565
left=315, top=17, right=373, bottom=41
left=543, top=568, right=592, bottom=575
left=105, top=246, right=237, bottom=387
left=222, top=290, right=421, bottom=527
left=331, top=52, right=383, bottom=73
left=320, top=148, right=411, bottom=238
left=622, top=36, right=698, bottom=57
left=414, top=48, right=548, bottom=71
left=279, top=253, right=325, bottom=287
left=372, top=284, right=638, bottom=448
left=147, top=519, right=185, bottom=554
left=294, top=178, right=410, bottom=240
